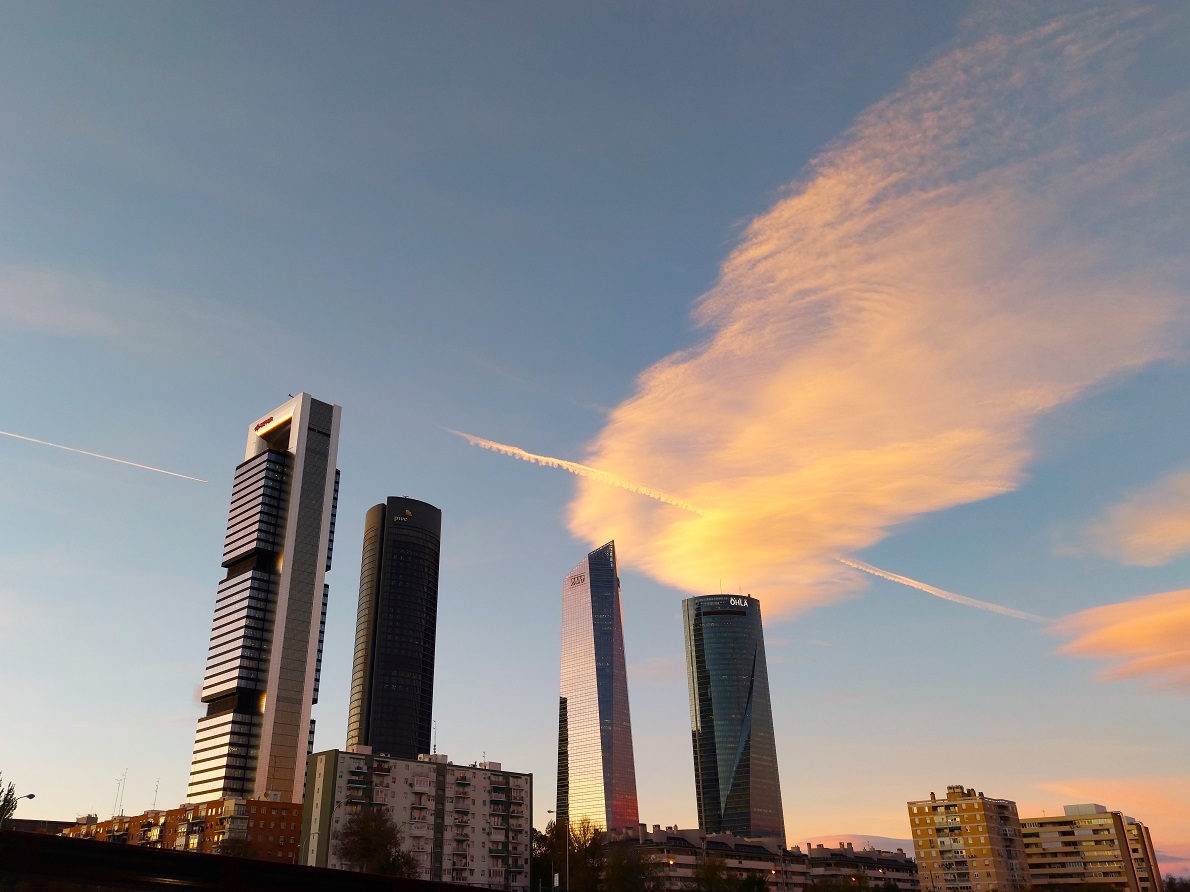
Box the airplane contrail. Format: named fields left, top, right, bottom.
left=446, top=429, right=711, bottom=516
left=837, top=555, right=1047, bottom=622
left=0, top=429, right=207, bottom=483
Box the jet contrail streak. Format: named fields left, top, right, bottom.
left=447, top=428, right=710, bottom=516
left=0, top=429, right=207, bottom=483
left=837, top=555, right=1047, bottom=622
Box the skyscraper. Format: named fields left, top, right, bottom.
left=346, top=496, right=442, bottom=760
left=188, top=394, right=341, bottom=804
left=683, top=594, right=785, bottom=842
left=556, top=541, right=639, bottom=833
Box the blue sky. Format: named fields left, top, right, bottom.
left=2, top=1, right=1188, bottom=875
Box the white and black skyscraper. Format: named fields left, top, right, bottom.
left=188, top=393, right=341, bottom=803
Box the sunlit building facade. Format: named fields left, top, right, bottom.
left=188, top=393, right=342, bottom=804
left=908, top=785, right=1028, bottom=892
left=683, top=594, right=785, bottom=843
left=300, top=748, right=531, bottom=890
left=1020, top=804, right=1163, bottom=892
left=556, top=541, right=639, bottom=833
left=346, top=496, right=442, bottom=760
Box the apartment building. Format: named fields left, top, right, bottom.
left=1020, top=804, right=1163, bottom=892
left=805, top=841, right=921, bottom=892
left=60, top=797, right=301, bottom=863
left=629, top=826, right=810, bottom=891
left=908, top=785, right=1028, bottom=892
left=300, top=748, right=531, bottom=891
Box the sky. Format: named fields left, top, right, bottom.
left=1, top=0, right=1188, bottom=877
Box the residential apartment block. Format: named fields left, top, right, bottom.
left=60, top=797, right=302, bottom=863
left=1020, top=804, right=1163, bottom=892
left=908, top=785, right=1028, bottom=892
left=300, top=748, right=531, bottom=891
left=805, top=841, right=921, bottom=892
left=628, top=826, right=810, bottom=891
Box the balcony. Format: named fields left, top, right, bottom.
left=409, top=823, right=429, bottom=837
left=372, top=761, right=390, bottom=774
left=454, top=777, right=471, bottom=786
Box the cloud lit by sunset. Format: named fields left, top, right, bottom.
left=567, top=6, right=1190, bottom=615
left=1053, top=588, right=1190, bottom=692
left=1085, top=470, right=1190, bottom=566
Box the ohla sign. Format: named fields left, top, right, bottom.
left=729, top=597, right=750, bottom=608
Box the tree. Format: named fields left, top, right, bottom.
left=686, top=856, right=738, bottom=892
left=568, top=817, right=605, bottom=892
left=332, top=807, right=419, bottom=877
left=1164, top=877, right=1190, bottom=892
left=0, top=774, right=29, bottom=831
left=810, top=873, right=871, bottom=892
left=214, top=836, right=262, bottom=859
left=736, top=872, right=771, bottom=892
left=532, top=824, right=557, bottom=892
left=604, top=842, right=665, bottom=892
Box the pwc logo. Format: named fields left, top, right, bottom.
left=729, top=597, right=750, bottom=608
left=253, top=416, right=274, bottom=432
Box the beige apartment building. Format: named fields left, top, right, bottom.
left=908, top=785, right=1028, bottom=892
left=1020, top=804, right=1163, bottom=892
left=300, top=748, right=531, bottom=891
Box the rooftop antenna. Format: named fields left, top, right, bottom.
left=152, top=778, right=160, bottom=811
left=113, top=769, right=128, bottom=818
left=433, top=721, right=438, bottom=755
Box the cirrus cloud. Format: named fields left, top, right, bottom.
left=1084, top=470, right=1190, bottom=566
left=566, top=3, right=1190, bottom=616
left=1052, top=588, right=1190, bottom=692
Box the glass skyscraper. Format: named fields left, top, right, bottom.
left=346, top=496, right=442, bottom=760
left=556, top=541, right=639, bottom=833
left=188, top=393, right=341, bottom=803
left=683, top=594, right=785, bottom=842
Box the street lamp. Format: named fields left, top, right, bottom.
left=546, top=810, right=569, bottom=892
left=2, top=792, right=35, bottom=830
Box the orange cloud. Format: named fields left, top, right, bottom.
left=1052, top=588, right=1190, bottom=692
left=1084, top=471, right=1190, bottom=566
left=566, top=5, right=1190, bottom=615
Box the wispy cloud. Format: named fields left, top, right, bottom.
left=1052, top=588, right=1190, bottom=692
left=838, top=556, right=1046, bottom=622
left=563, top=4, right=1190, bottom=615
left=0, top=429, right=207, bottom=483
left=0, top=263, right=282, bottom=357
left=448, top=429, right=711, bottom=516
left=1082, top=470, right=1190, bottom=566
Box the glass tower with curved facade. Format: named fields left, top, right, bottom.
left=556, top=541, right=639, bottom=833
left=683, top=594, right=785, bottom=842
left=346, top=496, right=442, bottom=760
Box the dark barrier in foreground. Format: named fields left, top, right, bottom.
left=0, top=831, right=478, bottom=892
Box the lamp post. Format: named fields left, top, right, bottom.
left=2, top=792, right=34, bottom=830
left=546, top=809, right=569, bottom=892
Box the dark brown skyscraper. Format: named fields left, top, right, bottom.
left=346, top=496, right=442, bottom=760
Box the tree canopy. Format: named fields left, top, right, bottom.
left=332, top=807, right=419, bottom=878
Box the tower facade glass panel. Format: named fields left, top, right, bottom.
left=683, top=594, right=785, bottom=842
left=346, top=496, right=442, bottom=760
left=556, top=541, right=639, bottom=833
left=188, top=393, right=341, bottom=803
